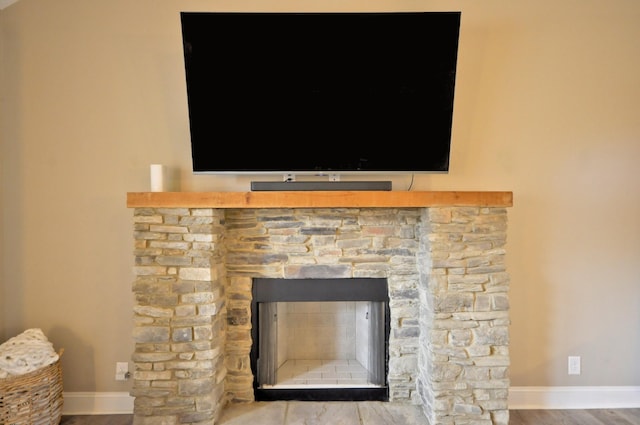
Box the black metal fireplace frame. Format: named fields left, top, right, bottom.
left=250, top=278, right=390, bottom=402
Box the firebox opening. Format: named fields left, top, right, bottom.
left=251, top=278, right=390, bottom=402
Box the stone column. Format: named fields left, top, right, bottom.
left=131, top=208, right=227, bottom=425
left=418, top=207, right=510, bottom=425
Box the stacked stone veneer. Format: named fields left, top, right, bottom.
left=131, top=206, right=509, bottom=425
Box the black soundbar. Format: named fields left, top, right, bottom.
left=250, top=181, right=392, bottom=191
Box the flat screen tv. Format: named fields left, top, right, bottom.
left=180, top=11, right=461, bottom=176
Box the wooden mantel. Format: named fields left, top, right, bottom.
left=126, top=191, right=513, bottom=209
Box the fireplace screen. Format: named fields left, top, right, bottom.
left=251, top=278, right=390, bottom=401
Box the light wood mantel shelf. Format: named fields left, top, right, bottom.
left=126, top=191, right=513, bottom=209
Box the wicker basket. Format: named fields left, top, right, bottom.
left=0, top=349, right=64, bottom=425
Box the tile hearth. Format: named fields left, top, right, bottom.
left=217, top=401, right=427, bottom=425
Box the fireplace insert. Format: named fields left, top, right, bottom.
left=250, top=278, right=390, bottom=401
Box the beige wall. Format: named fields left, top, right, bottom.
left=1, top=0, right=639, bottom=393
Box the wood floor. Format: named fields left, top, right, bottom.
left=510, top=409, right=640, bottom=424
left=59, top=408, right=640, bottom=424
left=60, top=415, right=132, bottom=425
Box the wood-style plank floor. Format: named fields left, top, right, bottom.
left=509, top=409, right=640, bottom=425
left=60, top=408, right=640, bottom=424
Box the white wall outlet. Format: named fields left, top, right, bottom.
left=115, top=362, right=129, bottom=381
left=568, top=356, right=581, bottom=375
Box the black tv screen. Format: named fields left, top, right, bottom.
left=180, top=11, right=461, bottom=175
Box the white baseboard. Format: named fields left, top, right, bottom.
left=62, top=392, right=134, bottom=415
left=509, top=386, right=640, bottom=409
left=62, top=387, right=640, bottom=415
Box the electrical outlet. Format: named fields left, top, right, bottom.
left=568, top=356, right=581, bottom=375
left=115, top=362, right=129, bottom=381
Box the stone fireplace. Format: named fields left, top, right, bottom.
left=127, top=190, right=512, bottom=425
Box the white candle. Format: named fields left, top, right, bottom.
left=150, top=164, right=165, bottom=192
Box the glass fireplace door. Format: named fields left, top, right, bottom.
left=256, top=300, right=386, bottom=389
